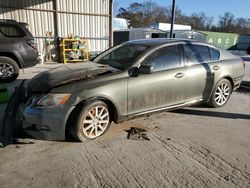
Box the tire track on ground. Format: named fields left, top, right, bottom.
left=153, top=131, right=250, bottom=188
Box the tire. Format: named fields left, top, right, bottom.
left=208, top=79, right=232, bottom=108
left=0, top=56, right=19, bottom=83
left=73, top=100, right=111, bottom=142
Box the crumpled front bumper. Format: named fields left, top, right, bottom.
left=22, top=100, right=74, bottom=141
left=2, top=81, right=74, bottom=143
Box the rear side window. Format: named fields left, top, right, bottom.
left=0, top=24, right=26, bottom=37
left=142, top=45, right=181, bottom=71
left=183, top=44, right=210, bottom=64
left=209, top=47, right=220, bottom=61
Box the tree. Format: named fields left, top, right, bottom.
left=218, top=12, right=235, bottom=32
left=234, top=17, right=250, bottom=34
left=165, top=6, right=188, bottom=24
left=116, top=1, right=168, bottom=28
left=116, top=2, right=250, bottom=34
left=187, top=12, right=213, bottom=30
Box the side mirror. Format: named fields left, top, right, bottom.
left=128, top=67, right=140, bottom=77
left=139, top=65, right=153, bottom=74
left=128, top=65, right=153, bottom=77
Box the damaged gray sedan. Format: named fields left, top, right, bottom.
left=7, top=39, right=245, bottom=142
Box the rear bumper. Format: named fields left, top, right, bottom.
left=22, top=57, right=40, bottom=68
left=233, top=75, right=244, bottom=90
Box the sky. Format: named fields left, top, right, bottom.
left=114, top=0, right=250, bottom=24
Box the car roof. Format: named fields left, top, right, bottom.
left=0, top=19, right=28, bottom=26
left=0, top=19, right=18, bottom=23
left=123, top=38, right=196, bottom=47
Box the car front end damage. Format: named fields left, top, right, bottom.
left=2, top=63, right=115, bottom=144
left=21, top=94, right=75, bottom=141
left=2, top=81, right=75, bottom=143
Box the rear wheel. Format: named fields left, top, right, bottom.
left=73, top=100, right=110, bottom=142
left=208, top=79, right=232, bottom=108
left=0, top=56, right=19, bottom=82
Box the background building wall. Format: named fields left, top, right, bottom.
left=57, top=0, right=111, bottom=53
left=0, top=0, right=112, bottom=60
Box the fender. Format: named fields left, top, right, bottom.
left=0, top=49, right=24, bottom=70
left=206, top=75, right=234, bottom=102
left=73, top=95, right=122, bottom=122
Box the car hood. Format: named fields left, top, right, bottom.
left=28, top=63, right=115, bottom=93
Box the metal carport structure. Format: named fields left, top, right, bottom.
left=0, top=0, right=113, bottom=60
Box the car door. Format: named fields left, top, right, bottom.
left=183, top=43, right=221, bottom=101
left=127, top=44, right=186, bottom=115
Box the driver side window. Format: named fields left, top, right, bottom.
left=142, top=45, right=181, bottom=72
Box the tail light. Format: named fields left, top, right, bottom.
left=241, top=59, right=245, bottom=68
left=26, top=39, right=38, bottom=51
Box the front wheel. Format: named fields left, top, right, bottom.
left=73, top=100, right=110, bottom=142
left=0, top=56, right=19, bottom=82
left=208, top=79, right=232, bottom=108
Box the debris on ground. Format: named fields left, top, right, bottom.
left=127, top=127, right=150, bottom=141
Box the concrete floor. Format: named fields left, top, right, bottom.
left=0, top=61, right=249, bottom=188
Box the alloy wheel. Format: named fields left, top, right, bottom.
left=214, top=82, right=230, bottom=106
left=82, top=105, right=110, bottom=139
left=0, top=62, right=14, bottom=78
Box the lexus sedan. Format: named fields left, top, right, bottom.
left=8, top=39, right=245, bottom=142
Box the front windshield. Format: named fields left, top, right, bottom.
left=95, top=44, right=150, bottom=71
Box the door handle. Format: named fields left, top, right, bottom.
left=175, top=72, right=184, bottom=78
left=212, top=65, right=220, bottom=71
